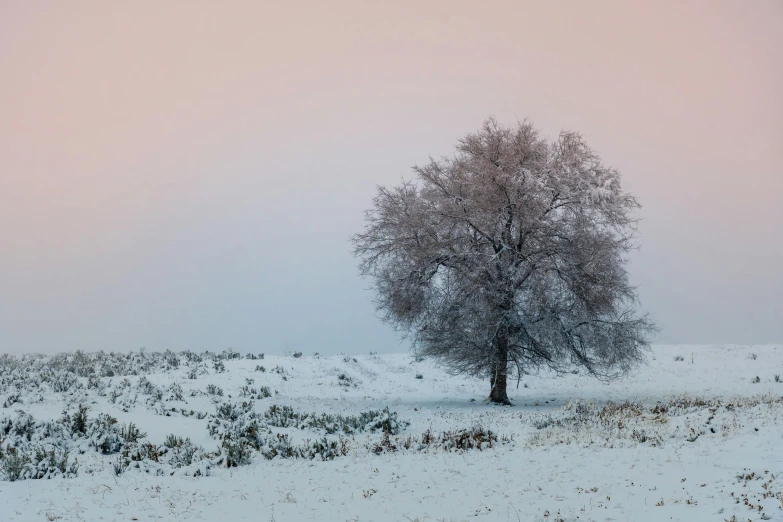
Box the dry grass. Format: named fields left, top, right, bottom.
left=527, top=394, right=783, bottom=448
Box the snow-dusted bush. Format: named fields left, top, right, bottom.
left=260, top=433, right=348, bottom=461
left=337, top=373, right=357, bottom=388
left=239, top=385, right=272, bottom=399
left=0, top=407, right=121, bottom=481
left=206, top=384, right=224, bottom=397
left=2, top=392, right=21, bottom=408
left=119, top=422, right=146, bottom=444
left=207, top=401, right=269, bottom=449
left=204, top=402, right=403, bottom=464
left=1, top=446, right=77, bottom=482
left=10, top=406, right=123, bottom=457
left=373, top=426, right=509, bottom=455
left=222, top=438, right=253, bottom=467
left=263, top=405, right=407, bottom=435
left=1, top=448, right=28, bottom=481
left=49, top=371, right=80, bottom=393
left=167, top=440, right=209, bottom=470
left=167, top=382, right=184, bottom=401
left=111, top=435, right=217, bottom=477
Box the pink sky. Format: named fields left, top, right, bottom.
left=1, top=1, right=781, bottom=353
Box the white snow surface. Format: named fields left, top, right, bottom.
left=1, top=344, right=782, bottom=522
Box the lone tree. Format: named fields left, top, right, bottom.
left=353, top=119, right=655, bottom=404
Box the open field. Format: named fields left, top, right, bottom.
left=1, top=344, right=782, bottom=521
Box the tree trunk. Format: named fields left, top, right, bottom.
left=489, top=332, right=512, bottom=405
left=489, top=370, right=510, bottom=405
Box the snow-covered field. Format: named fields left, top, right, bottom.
left=1, top=345, right=782, bottom=522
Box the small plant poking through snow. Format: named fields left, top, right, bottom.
left=66, top=404, right=89, bottom=435
left=673, top=355, right=685, bottom=362
left=206, top=384, right=224, bottom=397
left=271, top=366, right=288, bottom=380
left=337, top=374, right=357, bottom=388
left=119, top=422, right=147, bottom=443
left=2, top=448, right=30, bottom=481
left=163, top=434, right=188, bottom=448
left=239, top=385, right=272, bottom=399
left=2, top=393, right=21, bottom=408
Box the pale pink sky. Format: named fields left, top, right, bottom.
left=1, top=0, right=781, bottom=354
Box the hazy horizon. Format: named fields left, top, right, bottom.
left=1, top=0, right=781, bottom=355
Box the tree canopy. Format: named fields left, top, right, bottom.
left=353, top=119, right=655, bottom=404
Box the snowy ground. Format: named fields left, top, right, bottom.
left=1, top=344, right=782, bottom=522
